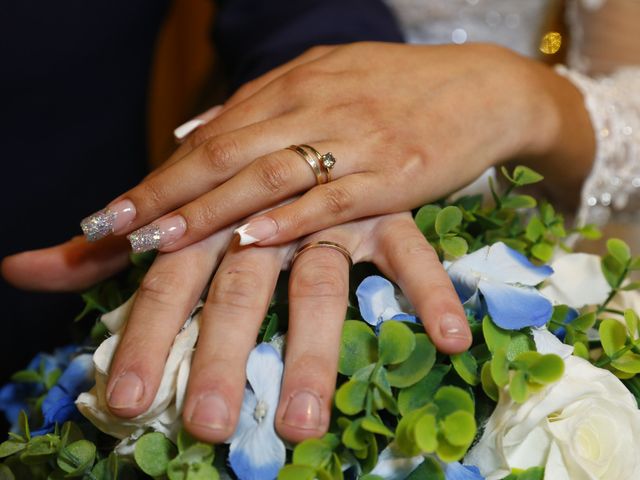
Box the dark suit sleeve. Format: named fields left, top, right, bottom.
left=213, top=0, right=404, bottom=92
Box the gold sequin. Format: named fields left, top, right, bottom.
left=539, top=32, right=562, bottom=55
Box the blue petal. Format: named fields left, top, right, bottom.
left=449, top=243, right=552, bottom=287
left=229, top=421, right=285, bottom=480
left=445, top=462, right=485, bottom=480
left=479, top=279, right=552, bottom=330
left=56, top=354, right=94, bottom=395
left=356, top=276, right=408, bottom=326
left=246, top=344, right=283, bottom=408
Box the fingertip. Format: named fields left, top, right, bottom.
left=182, top=390, right=237, bottom=444
left=106, top=370, right=150, bottom=419
left=427, top=312, right=473, bottom=354
left=276, top=390, right=329, bottom=444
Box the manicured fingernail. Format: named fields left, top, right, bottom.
left=282, top=391, right=321, bottom=430
left=108, top=372, right=144, bottom=409
left=189, top=393, right=229, bottom=430
left=440, top=314, right=470, bottom=339
left=234, top=217, right=278, bottom=246
left=173, top=105, right=223, bottom=142
left=127, top=215, right=187, bottom=253
left=81, top=199, right=136, bottom=241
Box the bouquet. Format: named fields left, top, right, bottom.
left=2, top=167, right=640, bottom=480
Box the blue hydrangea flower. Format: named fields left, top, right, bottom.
left=446, top=242, right=553, bottom=330
left=0, top=345, right=80, bottom=431
left=356, top=276, right=418, bottom=331
left=228, top=343, right=285, bottom=480
left=445, top=462, right=485, bottom=480
left=32, top=353, right=95, bottom=436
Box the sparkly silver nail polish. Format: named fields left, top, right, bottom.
left=127, top=224, right=161, bottom=253
left=81, top=209, right=116, bottom=242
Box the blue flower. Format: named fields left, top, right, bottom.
left=446, top=242, right=553, bottom=330
left=356, top=276, right=418, bottom=330
left=445, top=462, right=485, bottom=480
left=0, top=345, right=80, bottom=431
left=228, top=343, right=285, bottom=480
left=32, top=353, right=95, bottom=436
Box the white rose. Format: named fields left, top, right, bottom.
left=465, top=356, right=640, bottom=480
left=76, top=295, right=200, bottom=453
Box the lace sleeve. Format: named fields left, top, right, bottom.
left=555, top=65, right=640, bottom=227
left=558, top=0, right=640, bottom=227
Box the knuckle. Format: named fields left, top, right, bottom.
left=135, top=180, right=171, bottom=213
left=208, top=265, right=264, bottom=311
left=138, top=270, right=185, bottom=307
left=321, top=184, right=353, bottom=216
left=186, top=124, right=213, bottom=150
left=201, top=137, right=237, bottom=174
left=254, top=156, right=293, bottom=194
left=291, top=263, right=347, bottom=299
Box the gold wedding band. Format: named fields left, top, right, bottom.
left=292, top=241, right=353, bottom=269
left=287, top=145, right=325, bottom=185
left=301, top=144, right=336, bottom=182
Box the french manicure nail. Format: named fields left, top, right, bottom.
left=440, top=314, right=470, bottom=339
left=173, top=105, right=223, bottom=142
left=127, top=215, right=187, bottom=253
left=108, top=372, right=144, bottom=409
left=81, top=199, right=136, bottom=241
left=189, top=393, right=229, bottom=431
left=234, top=217, right=278, bottom=246
left=282, top=391, right=321, bottom=430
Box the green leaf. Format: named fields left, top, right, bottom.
left=387, top=334, right=436, bottom=388
left=517, top=466, right=545, bottom=480
left=434, top=386, right=474, bottom=417
left=10, top=370, right=42, bottom=384
left=490, top=349, right=510, bottom=387
left=435, top=438, right=468, bottom=463
left=506, top=333, right=534, bottom=361
left=482, top=316, right=510, bottom=353
left=167, top=461, right=219, bottom=480
left=293, top=438, right=333, bottom=469
left=512, top=166, right=544, bottom=186
left=342, top=418, right=368, bottom=450
left=509, top=370, right=528, bottom=403
left=57, top=440, right=96, bottom=475
left=177, top=429, right=198, bottom=454
left=60, top=422, right=84, bottom=448
left=600, top=318, right=628, bottom=356
left=338, top=320, right=378, bottom=376
left=414, top=414, right=438, bottom=453
left=0, top=465, right=14, bottom=480
left=630, top=257, right=640, bottom=271
left=442, top=411, right=476, bottom=447
left=134, top=432, right=176, bottom=477
left=278, top=465, right=318, bottom=480
left=481, top=361, right=499, bottom=401
left=406, top=458, right=445, bottom=480
left=571, top=312, right=597, bottom=332
left=602, top=254, right=625, bottom=288
left=531, top=243, right=554, bottom=263
left=451, top=351, right=479, bottom=386
left=378, top=321, right=416, bottom=365
left=624, top=309, right=639, bottom=337
left=573, top=341, right=589, bottom=360
left=20, top=436, right=59, bottom=465
left=607, top=238, right=631, bottom=265
left=360, top=415, right=395, bottom=437
left=0, top=441, right=25, bottom=458
left=612, top=352, right=640, bottom=374
left=398, top=365, right=450, bottom=415
left=435, top=206, right=463, bottom=236
left=335, top=380, right=368, bottom=415
left=578, top=224, right=602, bottom=240
left=262, top=312, right=280, bottom=342
left=528, top=354, right=564, bottom=384
left=525, top=216, right=545, bottom=243
left=622, top=281, right=640, bottom=291
left=415, top=205, right=441, bottom=237
left=440, top=236, right=469, bottom=258
left=501, top=195, right=537, bottom=209
left=18, top=412, right=29, bottom=441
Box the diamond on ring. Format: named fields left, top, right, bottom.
left=321, top=153, right=336, bottom=170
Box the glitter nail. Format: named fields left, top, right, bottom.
left=128, top=224, right=162, bottom=253
left=81, top=209, right=116, bottom=242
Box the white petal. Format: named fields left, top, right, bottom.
left=100, top=294, right=136, bottom=333
left=449, top=243, right=552, bottom=286
left=540, top=253, right=611, bottom=308
left=531, top=328, right=574, bottom=358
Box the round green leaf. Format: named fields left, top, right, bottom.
left=339, top=321, right=378, bottom=376
left=398, top=365, right=450, bottom=416
left=434, top=386, right=474, bottom=417
left=278, top=465, right=317, bottom=480
left=435, top=438, right=468, bottom=463
left=481, top=361, right=499, bottom=401
left=0, top=465, right=14, bottom=480
left=482, top=316, right=510, bottom=353
left=335, top=380, right=368, bottom=415
left=442, top=411, right=476, bottom=447
left=0, top=441, right=25, bottom=459
left=509, top=370, right=528, bottom=404
left=360, top=416, right=394, bottom=437
left=600, top=318, right=628, bottom=356
left=20, top=436, right=59, bottom=465
left=415, top=205, right=441, bottom=237
left=607, top=238, right=631, bottom=265
left=387, top=334, right=436, bottom=388
left=528, top=354, right=564, bottom=384
left=406, top=458, right=445, bottom=480
left=531, top=242, right=554, bottom=263
left=167, top=461, right=219, bottom=480
left=501, top=194, right=537, bottom=209
left=378, top=321, right=415, bottom=365
left=292, top=439, right=332, bottom=469
left=342, top=419, right=368, bottom=450
left=612, top=352, right=640, bottom=374
left=134, top=432, right=176, bottom=477
left=414, top=414, right=438, bottom=453
left=451, top=351, right=479, bottom=386
left=512, top=166, right=544, bottom=186
left=57, top=439, right=96, bottom=475
left=435, top=206, right=462, bottom=235
left=440, top=236, right=468, bottom=258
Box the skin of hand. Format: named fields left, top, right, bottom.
left=82, top=42, right=595, bottom=253
left=2, top=212, right=472, bottom=444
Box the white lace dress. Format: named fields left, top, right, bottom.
left=384, top=0, right=640, bottom=249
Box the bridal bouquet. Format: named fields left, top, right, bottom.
left=2, top=167, right=640, bottom=480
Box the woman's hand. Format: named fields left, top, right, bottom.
left=80, top=42, right=594, bottom=253
left=24, top=211, right=467, bottom=444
